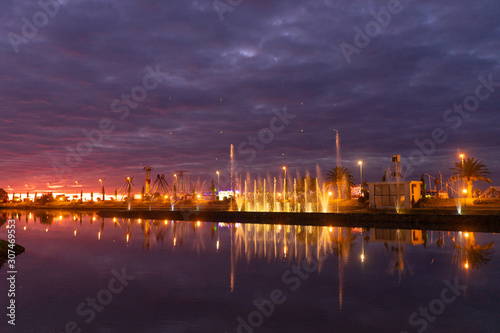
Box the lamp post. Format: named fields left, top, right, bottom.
left=99, top=179, right=104, bottom=201
left=460, top=154, right=465, bottom=199
left=358, top=161, right=363, bottom=196
left=282, top=166, right=287, bottom=201
left=216, top=171, right=220, bottom=195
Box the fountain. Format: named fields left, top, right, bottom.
left=335, top=130, right=341, bottom=212
left=230, top=144, right=234, bottom=211
left=211, top=137, right=351, bottom=213
left=316, top=164, right=331, bottom=213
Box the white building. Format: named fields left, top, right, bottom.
left=368, top=181, right=422, bottom=209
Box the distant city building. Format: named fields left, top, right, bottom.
left=55, top=194, right=69, bottom=202
left=218, top=190, right=234, bottom=200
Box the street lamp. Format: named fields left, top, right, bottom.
left=216, top=171, right=220, bottom=195
left=99, top=179, right=105, bottom=201
left=460, top=154, right=466, bottom=198
left=358, top=161, right=363, bottom=196
left=282, top=166, right=287, bottom=201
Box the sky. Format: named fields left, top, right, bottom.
left=1, top=0, right=499, bottom=194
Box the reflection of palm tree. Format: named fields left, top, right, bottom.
left=450, top=157, right=491, bottom=199
left=326, top=166, right=355, bottom=199
left=453, top=241, right=495, bottom=269
left=295, top=225, right=319, bottom=246
left=329, top=227, right=357, bottom=259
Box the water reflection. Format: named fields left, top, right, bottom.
left=2, top=210, right=496, bottom=275
left=1, top=210, right=498, bottom=332
left=452, top=231, right=495, bottom=270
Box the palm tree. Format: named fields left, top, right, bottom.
left=326, top=166, right=355, bottom=199
left=450, top=157, right=491, bottom=199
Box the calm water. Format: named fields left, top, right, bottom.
left=0, top=210, right=499, bottom=333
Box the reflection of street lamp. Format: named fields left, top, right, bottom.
left=358, top=161, right=363, bottom=196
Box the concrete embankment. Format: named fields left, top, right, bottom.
left=96, top=209, right=500, bottom=233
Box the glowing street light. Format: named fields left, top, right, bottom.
left=99, top=179, right=105, bottom=201
left=216, top=171, right=220, bottom=195
left=459, top=154, right=467, bottom=198
left=282, top=166, right=287, bottom=201
left=358, top=161, right=363, bottom=196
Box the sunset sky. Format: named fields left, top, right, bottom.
left=1, top=0, right=499, bottom=193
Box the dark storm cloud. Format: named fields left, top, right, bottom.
left=1, top=0, right=499, bottom=191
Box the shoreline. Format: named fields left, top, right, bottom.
left=2, top=203, right=500, bottom=233
left=93, top=209, right=500, bottom=233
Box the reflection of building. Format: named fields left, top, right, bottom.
left=368, top=181, right=422, bottom=209
left=370, top=228, right=421, bottom=282
left=370, top=229, right=424, bottom=245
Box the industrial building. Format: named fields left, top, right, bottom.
left=368, top=155, right=423, bottom=209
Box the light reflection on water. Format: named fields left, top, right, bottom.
left=0, top=210, right=499, bottom=333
